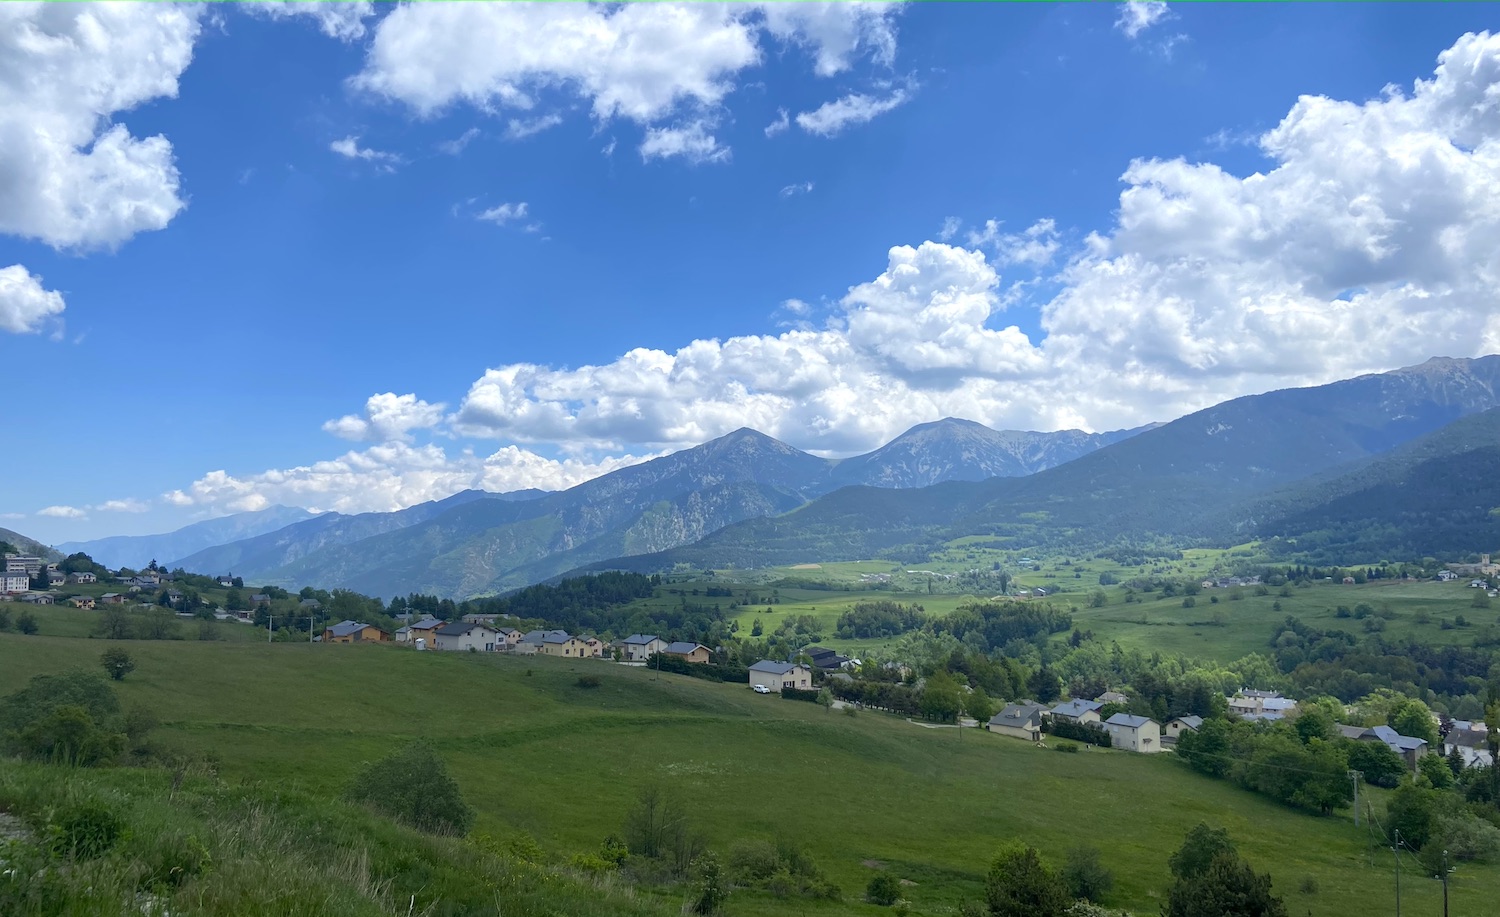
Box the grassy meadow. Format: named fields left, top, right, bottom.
left=2, top=632, right=1495, bottom=915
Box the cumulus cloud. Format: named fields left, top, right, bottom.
left=351, top=3, right=902, bottom=156
left=322, top=393, right=447, bottom=443
left=967, top=218, right=1061, bottom=268
left=243, top=1, right=375, bottom=41
left=38, top=505, right=86, bottom=519
left=475, top=202, right=530, bottom=225
left=168, top=442, right=657, bottom=516
left=440, top=31, right=1500, bottom=455
left=95, top=499, right=148, bottom=513
left=330, top=135, right=401, bottom=167
left=795, top=88, right=908, bottom=137
left=1116, top=1, right=1171, bottom=40
left=640, top=122, right=730, bottom=164
left=0, top=265, right=66, bottom=334
left=0, top=3, right=199, bottom=249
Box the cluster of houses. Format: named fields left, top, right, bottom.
left=321, top=616, right=718, bottom=664
left=980, top=687, right=1481, bottom=772
left=0, top=553, right=111, bottom=605
left=1198, top=575, right=1264, bottom=590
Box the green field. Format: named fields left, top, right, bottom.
left=2, top=632, right=1494, bottom=916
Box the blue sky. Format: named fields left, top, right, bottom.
left=4, top=1, right=1500, bottom=544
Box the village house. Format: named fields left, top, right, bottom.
left=495, top=627, right=523, bottom=650
left=662, top=641, right=712, bottom=664
left=433, top=622, right=499, bottom=652
left=987, top=702, right=1047, bottom=742
left=579, top=635, right=608, bottom=658
left=1095, top=691, right=1129, bottom=706
left=99, top=593, right=128, bottom=605
left=1104, top=713, right=1162, bottom=753
left=803, top=645, right=852, bottom=670
left=47, top=571, right=66, bottom=587
left=1437, top=570, right=1460, bottom=582
left=1443, top=727, right=1494, bottom=768
left=19, top=593, right=53, bottom=605
left=539, top=631, right=591, bottom=657
left=1338, top=724, right=1428, bottom=771
left=395, top=617, right=445, bottom=645
left=69, top=572, right=98, bottom=584
left=0, top=570, right=30, bottom=594
left=322, top=620, right=391, bottom=644
left=1048, top=699, right=1104, bottom=726
left=1229, top=690, right=1297, bottom=719
left=748, top=660, right=812, bottom=691
left=2, top=554, right=45, bottom=576
left=1164, top=715, right=1203, bottom=741
left=620, top=633, right=666, bottom=662
left=69, top=596, right=96, bottom=609
left=216, top=575, right=235, bottom=587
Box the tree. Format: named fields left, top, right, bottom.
left=1168, top=823, right=1237, bottom=880
left=966, top=686, right=996, bottom=724
left=867, top=873, right=902, bottom=906
left=1419, top=752, right=1455, bottom=789
left=1164, top=853, right=1288, bottom=917
left=817, top=687, right=833, bottom=713
left=1345, top=739, right=1407, bottom=788
left=1027, top=666, right=1062, bottom=703
left=100, top=649, right=135, bottom=681
left=0, top=673, right=128, bottom=766
left=1389, top=699, right=1439, bottom=747
left=1061, top=845, right=1113, bottom=902
left=344, top=742, right=474, bottom=835
left=750, top=618, right=763, bottom=637
left=921, top=671, right=963, bottom=723
left=691, top=851, right=729, bottom=914
left=97, top=607, right=133, bottom=640
left=985, top=844, right=1068, bottom=917
left=1386, top=781, right=1437, bottom=850
left=15, top=611, right=37, bottom=635
left=1177, top=718, right=1233, bottom=778
left=623, top=784, right=703, bottom=875
left=1294, top=708, right=1334, bottom=744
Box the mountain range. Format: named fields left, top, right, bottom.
left=58, top=505, right=318, bottom=571
left=134, top=419, right=1146, bottom=597
left=28, top=355, right=1500, bottom=598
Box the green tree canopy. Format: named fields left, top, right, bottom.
left=345, top=742, right=474, bottom=836
left=1168, top=823, right=1237, bottom=881
left=985, top=844, right=1068, bottom=917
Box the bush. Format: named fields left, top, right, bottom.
left=867, top=872, right=902, bottom=906
left=16, top=611, right=37, bottom=635
left=575, top=674, right=601, bottom=689
left=1062, top=845, right=1114, bottom=902
left=100, top=648, right=135, bottom=681
left=781, top=686, right=821, bottom=703
left=1055, top=742, right=1080, bottom=753
left=49, top=800, right=126, bottom=860
left=345, top=742, right=474, bottom=836
left=137, top=830, right=212, bottom=890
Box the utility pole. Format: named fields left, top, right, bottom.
left=1441, top=849, right=1450, bottom=917
left=267, top=607, right=272, bottom=644
left=1392, top=828, right=1402, bottom=917
left=1349, top=770, right=1360, bottom=826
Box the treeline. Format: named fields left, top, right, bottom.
left=834, top=601, right=923, bottom=639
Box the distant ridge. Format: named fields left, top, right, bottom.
left=59, top=505, right=317, bottom=570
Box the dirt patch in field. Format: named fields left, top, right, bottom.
left=790, top=563, right=822, bottom=570
left=862, top=859, right=886, bottom=870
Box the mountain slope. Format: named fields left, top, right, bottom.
left=0, top=528, right=63, bottom=562
left=582, top=355, right=1500, bottom=572
left=57, top=506, right=317, bottom=570
left=827, top=418, right=1153, bottom=488
left=170, top=489, right=540, bottom=576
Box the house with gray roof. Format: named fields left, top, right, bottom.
left=620, top=633, right=665, bottom=662
left=1443, top=727, right=1494, bottom=769
left=663, top=641, right=711, bottom=664
left=987, top=702, right=1047, bottom=742
left=748, top=660, right=812, bottom=690
left=433, top=621, right=499, bottom=653
left=1049, top=699, right=1104, bottom=725
left=1164, top=715, right=1203, bottom=742
left=1104, top=713, right=1161, bottom=753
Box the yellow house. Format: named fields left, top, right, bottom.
left=69, top=596, right=96, bottom=609
left=322, top=620, right=391, bottom=644
left=539, top=631, right=590, bottom=657
left=663, top=641, right=712, bottom=664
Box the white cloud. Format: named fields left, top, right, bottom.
left=764, top=107, right=790, bottom=137
left=437, top=31, right=1500, bottom=455
left=330, top=135, right=401, bottom=167
left=640, top=122, right=730, bottom=164
left=475, top=202, right=530, bottom=225
left=0, top=513, right=23, bottom=521
left=795, top=88, right=908, bottom=137
left=0, top=3, right=199, bottom=249
left=351, top=3, right=902, bottom=155
left=243, top=2, right=375, bottom=42
left=95, top=499, right=148, bottom=514
left=937, top=216, right=962, bottom=242
left=169, top=442, right=657, bottom=516
left=506, top=114, right=564, bottom=140
left=779, top=181, right=815, bottom=198
left=967, top=218, right=1061, bottom=268
left=437, top=127, right=480, bottom=154
left=322, top=392, right=447, bottom=443
left=162, top=490, right=194, bottom=507
left=38, top=505, right=86, bottom=519
left=1116, top=1, right=1171, bottom=40
left=0, top=265, right=66, bottom=334
left=759, top=1, right=900, bottom=77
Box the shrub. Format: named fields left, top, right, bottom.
left=100, top=648, right=135, bottom=681
left=691, top=851, right=729, bottom=914
left=16, top=612, right=37, bottom=635
left=575, top=674, right=601, bottom=689
left=137, top=831, right=212, bottom=890
left=49, top=800, right=126, bottom=860
left=1062, top=845, right=1114, bottom=902
left=867, top=872, right=902, bottom=906
left=781, top=686, right=821, bottom=703
left=345, top=743, right=474, bottom=836
left=1055, top=742, right=1080, bottom=753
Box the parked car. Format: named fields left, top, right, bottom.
left=752, top=684, right=772, bottom=694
